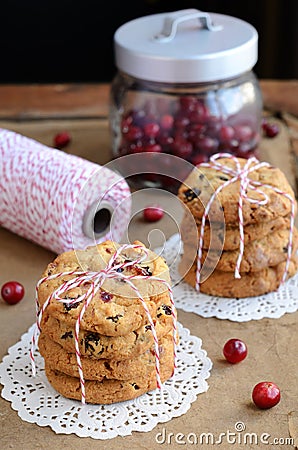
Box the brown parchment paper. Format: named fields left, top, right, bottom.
left=1, top=118, right=298, bottom=450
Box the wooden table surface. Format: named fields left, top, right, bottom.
left=0, top=80, right=298, bottom=450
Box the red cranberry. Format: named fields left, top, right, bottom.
left=239, top=143, right=257, bottom=157
left=223, top=338, right=247, bottom=363
left=54, top=131, right=71, bottom=149
left=234, top=125, right=253, bottom=142
left=237, top=141, right=254, bottom=155
left=100, top=291, right=113, bottom=302
left=196, top=136, right=219, bottom=154
left=219, top=125, right=235, bottom=142
left=143, top=122, right=160, bottom=138
left=237, top=150, right=252, bottom=159
left=121, top=115, right=133, bottom=131
left=123, top=126, right=143, bottom=142
left=143, top=205, right=164, bottom=222
left=189, top=104, right=209, bottom=124
left=1, top=281, right=25, bottom=305
left=143, top=143, right=162, bottom=153
left=171, top=139, right=193, bottom=158
left=262, top=121, right=280, bottom=138
left=173, top=128, right=188, bottom=141
left=128, top=142, right=144, bottom=154
left=174, top=115, right=190, bottom=128
left=191, top=153, right=208, bottom=166
left=218, top=138, right=239, bottom=154
left=157, top=133, right=174, bottom=148
left=252, top=381, right=281, bottom=409
left=188, top=122, right=206, bottom=134
left=160, top=114, right=174, bottom=130
left=179, top=96, right=197, bottom=111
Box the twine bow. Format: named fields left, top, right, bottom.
left=30, top=243, right=178, bottom=404
left=196, top=153, right=295, bottom=290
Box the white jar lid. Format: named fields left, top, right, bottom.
left=114, top=9, right=258, bottom=83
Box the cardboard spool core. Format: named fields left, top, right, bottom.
left=83, top=201, right=113, bottom=240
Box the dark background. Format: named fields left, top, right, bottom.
left=0, top=0, right=297, bottom=83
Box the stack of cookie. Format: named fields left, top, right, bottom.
left=178, top=156, right=298, bottom=298
left=37, top=240, right=177, bottom=404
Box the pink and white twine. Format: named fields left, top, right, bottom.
left=196, top=153, right=296, bottom=290
left=0, top=128, right=131, bottom=254
left=30, top=244, right=178, bottom=404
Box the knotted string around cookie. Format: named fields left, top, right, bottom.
left=30, top=243, right=178, bottom=404
left=196, top=153, right=295, bottom=290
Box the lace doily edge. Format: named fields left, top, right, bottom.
left=157, top=233, right=298, bottom=322
left=0, top=382, right=211, bottom=439
left=0, top=323, right=213, bottom=439
left=174, top=300, right=298, bottom=322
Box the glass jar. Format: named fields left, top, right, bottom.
left=109, top=9, right=263, bottom=191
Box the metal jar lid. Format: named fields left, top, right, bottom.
left=114, top=9, right=258, bottom=83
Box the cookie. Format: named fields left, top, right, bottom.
left=182, top=227, right=298, bottom=273
left=178, top=157, right=296, bottom=226
left=39, top=331, right=175, bottom=382
left=179, top=254, right=298, bottom=298
left=40, top=306, right=175, bottom=360
left=44, top=341, right=175, bottom=404
left=180, top=214, right=291, bottom=251
left=37, top=240, right=172, bottom=336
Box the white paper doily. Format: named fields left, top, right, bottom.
left=0, top=322, right=211, bottom=440
left=155, top=233, right=298, bottom=322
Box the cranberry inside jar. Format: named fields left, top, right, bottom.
left=110, top=9, right=263, bottom=191
left=110, top=74, right=262, bottom=191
